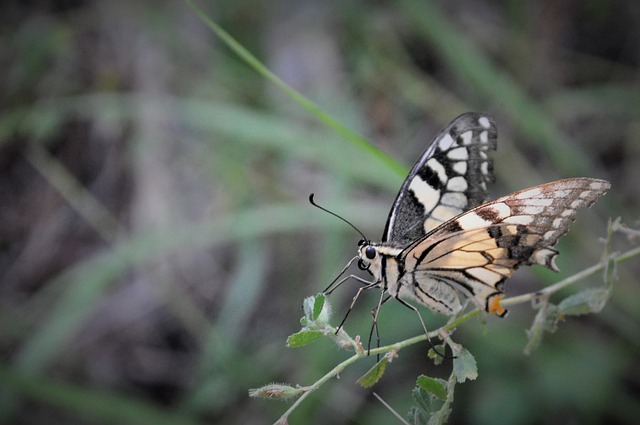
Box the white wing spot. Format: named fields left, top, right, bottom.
left=480, top=130, right=488, bottom=144
left=431, top=205, right=462, bottom=222
left=427, top=158, right=448, bottom=184
left=553, top=217, right=563, bottom=228
left=409, top=177, right=440, bottom=212
left=515, top=187, right=542, bottom=199
left=579, top=190, right=592, bottom=198
left=439, top=133, right=455, bottom=151
left=571, top=199, right=584, bottom=208
left=458, top=211, right=492, bottom=229
left=442, top=192, right=467, bottom=208
left=527, top=198, right=554, bottom=207
left=492, top=202, right=511, bottom=219
left=544, top=230, right=557, bottom=240
left=448, top=147, right=469, bottom=160
left=460, top=131, right=473, bottom=145
left=447, top=176, right=468, bottom=192
left=481, top=161, right=489, bottom=175
left=452, top=161, right=467, bottom=175
left=533, top=248, right=559, bottom=271
left=561, top=209, right=573, bottom=217
left=524, top=206, right=545, bottom=214
left=590, top=181, right=607, bottom=189
left=478, top=116, right=491, bottom=129
left=503, top=215, right=534, bottom=225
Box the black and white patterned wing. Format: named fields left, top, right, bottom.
left=399, top=178, right=611, bottom=316
left=383, top=112, right=496, bottom=246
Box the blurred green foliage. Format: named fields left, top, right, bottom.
left=1, top=1, right=639, bottom=424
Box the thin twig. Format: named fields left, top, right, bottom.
left=372, top=392, right=411, bottom=425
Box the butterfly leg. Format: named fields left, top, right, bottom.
left=394, top=296, right=451, bottom=359
left=368, top=293, right=392, bottom=358
left=334, top=276, right=380, bottom=333
left=323, top=256, right=359, bottom=294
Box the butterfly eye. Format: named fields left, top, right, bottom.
left=357, top=259, right=369, bottom=270
left=365, top=246, right=376, bottom=259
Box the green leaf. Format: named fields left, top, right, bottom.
left=410, top=373, right=455, bottom=425
left=524, top=298, right=557, bottom=355
left=427, top=344, right=447, bottom=366
left=416, top=375, right=447, bottom=401
left=558, top=287, right=611, bottom=316
left=302, top=293, right=331, bottom=327
left=411, top=386, right=441, bottom=417
left=286, top=330, right=324, bottom=348
left=356, top=356, right=388, bottom=388
left=425, top=371, right=456, bottom=425
left=313, top=293, right=325, bottom=321
left=449, top=342, right=477, bottom=383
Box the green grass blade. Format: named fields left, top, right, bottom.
left=185, top=0, right=405, bottom=177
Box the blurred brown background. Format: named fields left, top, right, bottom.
left=1, top=1, right=639, bottom=424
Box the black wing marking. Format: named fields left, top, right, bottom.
left=400, top=178, right=611, bottom=316
left=383, top=112, right=496, bottom=246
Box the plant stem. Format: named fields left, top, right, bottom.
left=501, top=247, right=639, bottom=308
left=274, top=352, right=363, bottom=424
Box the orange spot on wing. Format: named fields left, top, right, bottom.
left=488, top=294, right=507, bottom=317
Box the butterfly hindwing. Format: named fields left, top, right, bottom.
left=382, top=113, right=497, bottom=246
left=397, top=178, right=611, bottom=315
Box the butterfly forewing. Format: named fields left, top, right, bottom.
left=396, top=178, right=611, bottom=315
left=382, top=113, right=497, bottom=246
left=324, top=113, right=610, bottom=342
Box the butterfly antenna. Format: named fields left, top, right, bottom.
left=309, top=194, right=368, bottom=242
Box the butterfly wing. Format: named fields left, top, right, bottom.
left=399, top=178, right=611, bottom=316
left=383, top=113, right=497, bottom=246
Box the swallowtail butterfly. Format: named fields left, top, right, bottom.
left=324, top=113, right=610, bottom=320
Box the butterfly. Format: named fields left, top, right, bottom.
left=320, top=112, right=610, bottom=327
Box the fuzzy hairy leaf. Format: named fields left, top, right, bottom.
left=286, top=330, right=324, bottom=347
left=449, top=342, right=477, bottom=383
left=558, top=287, right=611, bottom=316
left=524, top=298, right=558, bottom=355
left=312, top=293, right=326, bottom=321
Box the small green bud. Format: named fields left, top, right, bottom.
left=248, top=383, right=305, bottom=400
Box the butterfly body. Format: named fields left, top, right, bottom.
left=350, top=113, right=610, bottom=318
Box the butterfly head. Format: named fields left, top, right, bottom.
left=356, top=239, right=404, bottom=283
left=356, top=240, right=380, bottom=278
